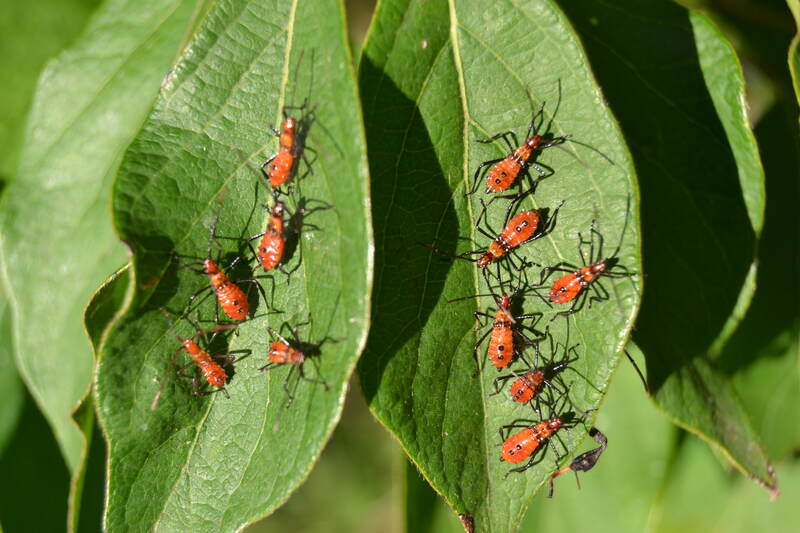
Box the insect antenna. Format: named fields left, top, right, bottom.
left=150, top=308, right=186, bottom=410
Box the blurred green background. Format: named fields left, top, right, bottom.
left=0, top=0, right=797, bottom=532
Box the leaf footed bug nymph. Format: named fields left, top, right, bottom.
left=150, top=310, right=241, bottom=410
left=533, top=197, right=637, bottom=320
left=423, top=197, right=562, bottom=284
left=498, top=388, right=594, bottom=477
left=448, top=285, right=545, bottom=373
left=467, top=81, right=575, bottom=202
left=260, top=319, right=337, bottom=407
left=260, top=99, right=316, bottom=192
left=247, top=193, right=333, bottom=281
left=260, top=51, right=318, bottom=194
left=176, top=190, right=267, bottom=322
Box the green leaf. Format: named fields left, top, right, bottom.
left=693, top=13, right=765, bottom=238
left=74, top=266, right=132, bottom=533
left=0, top=0, right=99, bottom=180
left=0, top=0, right=204, bottom=475
left=788, top=0, right=800, bottom=105
left=717, top=98, right=800, bottom=461
left=555, top=0, right=774, bottom=492
left=358, top=1, right=641, bottom=531
left=85, top=265, right=133, bottom=350
left=405, top=457, right=466, bottom=533
left=95, top=0, right=371, bottom=530
left=0, top=284, right=23, bottom=456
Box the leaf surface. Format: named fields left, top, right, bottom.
left=95, top=0, right=371, bottom=530
left=555, top=0, right=774, bottom=493
left=358, top=1, right=641, bottom=531
left=0, top=0, right=202, bottom=474
left=0, top=0, right=99, bottom=179
left=718, top=98, right=800, bottom=461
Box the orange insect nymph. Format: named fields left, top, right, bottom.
left=448, top=290, right=543, bottom=373
left=254, top=201, right=287, bottom=271
left=182, top=338, right=228, bottom=387
left=478, top=210, right=541, bottom=268
left=468, top=85, right=572, bottom=198
left=260, top=97, right=315, bottom=192
left=180, top=190, right=267, bottom=322
left=260, top=323, right=332, bottom=407
left=265, top=117, right=298, bottom=188
left=549, top=262, right=608, bottom=304
left=534, top=198, right=636, bottom=319
left=268, top=341, right=305, bottom=366
left=500, top=418, right=562, bottom=464
left=491, top=330, right=576, bottom=417
left=421, top=201, right=560, bottom=276
left=203, top=259, right=249, bottom=321
left=486, top=294, right=516, bottom=368
left=509, top=370, right=545, bottom=403
left=150, top=315, right=239, bottom=411
left=483, top=135, right=546, bottom=193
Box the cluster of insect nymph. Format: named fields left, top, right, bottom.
left=151, top=56, right=335, bottom=412
left=428, top=83, right=637, bottom=495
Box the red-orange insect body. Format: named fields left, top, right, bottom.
left=267, top=117, right=298, bottom=188
left=268, top=341, right=305, bottom=366
left=204, top=258, right=248, bottom=321
left=487, top=294, right=516, bottom=368
left=261, top=324, right=331, bottom=407
left=181, top=338, right=228, bottom=387
left=257, top=202, right=287, bottom=271
left=549, top=262, right=608, bottom=304
left=478, top=211, right=540, bottom=268
left=509, top=370, right=546, bottom=403
left=500, top=418, right=563, bottom=464
left=485, top=136, right=542, bottom=193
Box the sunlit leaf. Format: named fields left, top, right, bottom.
left=95, top=0, right=372, bottom=530
left=358, top=1, right=641, bottom=531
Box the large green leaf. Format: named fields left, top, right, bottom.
left=555, top=0, right=774, bottom=493
left=0, top=0, right=99, bottom=180
left=0, top=0, right=203, bottom=475
left=718, top=99, right=800, bottom=461
left=358, top=1, right=641, bottom=531
left=95, top=0, right=371, bottom=530
left=76, top=266, right=133, bottom=533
